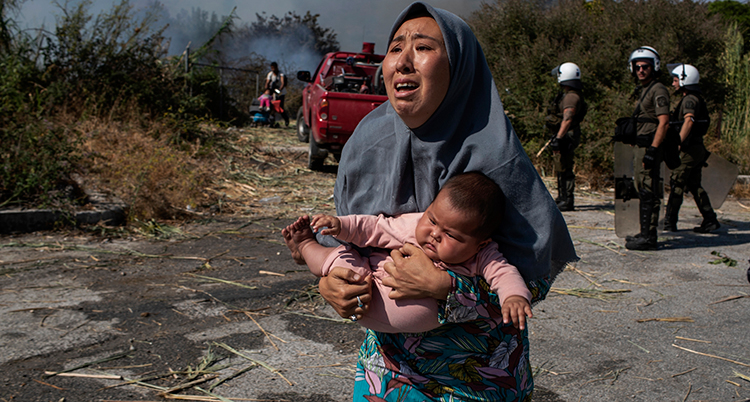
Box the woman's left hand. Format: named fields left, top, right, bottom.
left=382, top=243, right=452, bottom=300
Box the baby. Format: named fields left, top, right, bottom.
left=283, top=172, right=532, bottom=333
left=258, top=89, right=272, bottom=111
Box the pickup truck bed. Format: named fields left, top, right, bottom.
left=297, top=47, right=388, bottom=170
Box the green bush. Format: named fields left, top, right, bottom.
left=470, top=0, right=729, bottom=183
left=0, top=118, right=81, bottom=208
left=718, top=22, right=750, bottom=172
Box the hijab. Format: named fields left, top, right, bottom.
left=334, top=2, right=577, bottom=283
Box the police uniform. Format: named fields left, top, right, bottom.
left=632, top=80, right=670, bottom=241
left=546, top=89, right=585, bottom=210
left=665, top=92, right=718, bottom=232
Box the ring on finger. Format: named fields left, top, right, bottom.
left=356, top=295, right=364, bottom=307
left=349, top=314, right=357, bottom=322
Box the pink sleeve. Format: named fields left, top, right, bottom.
left=476, top=242, right=532, bottom=304
left=336, top=213, right=421, bottom=249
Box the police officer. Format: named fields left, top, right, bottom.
left=664, top=64, right=720, bottom=233
left=546, top=62, right=587, bottom=211
left=625, top=46, right=670, bottom=250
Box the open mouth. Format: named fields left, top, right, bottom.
left=395, top=82, right=419, bottom=93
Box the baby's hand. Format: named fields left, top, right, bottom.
left=310, top=214, right=342, bottom=236
left=501, top=295, right=532, bottom=330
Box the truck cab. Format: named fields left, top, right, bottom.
left=296, top=43, right=388, bottom=170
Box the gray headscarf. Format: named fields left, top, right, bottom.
left=334, top=2, right=576, bottom=283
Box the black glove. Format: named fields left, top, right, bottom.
left=549, top=137, right=561, bottom=152
left=642, top=146, right=657, bottom=170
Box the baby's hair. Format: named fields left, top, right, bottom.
left=439, top=172, right=505, bottom=239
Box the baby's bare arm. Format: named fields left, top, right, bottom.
left=310, top=214, right=342, bottom=236
left=502, top=295, right=533, bottom=330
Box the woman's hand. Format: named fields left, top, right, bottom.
left=318, top=267, right=372, bottom=321
left=382, top=243, right=452, bottom=300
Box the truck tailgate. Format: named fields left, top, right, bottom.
left=323, top=92, right=385, bottom=134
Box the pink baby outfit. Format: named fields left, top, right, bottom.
left=314, top=213, right=531, bottom=333
left=258, top=94, right=272, bottom=110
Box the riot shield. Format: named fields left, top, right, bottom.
left=664, top=152, right=739, bottom=210
left=614, top=143, right=640, bottom=238
left=699, top=153, right=738, bottom=209
left=614, top=142, right=666, bottom=238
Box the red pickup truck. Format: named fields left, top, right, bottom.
left=296, top=43, right=388, bottom=170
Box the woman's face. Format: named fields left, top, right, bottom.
left=383, top=16, right=450, bottom=129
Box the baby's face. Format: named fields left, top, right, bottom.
left=415, top=192, right=488, bottom=265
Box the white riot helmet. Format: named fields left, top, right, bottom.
left=669, top=63, right=700, bottom=91
left=628, top=46, right=661, bottom=75
left=551, top=62, right=582, bottom=89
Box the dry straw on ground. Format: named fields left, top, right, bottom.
left=78, top=119, right=336, bottom=222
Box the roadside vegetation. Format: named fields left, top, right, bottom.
left=1, top=0, right=748, bottom=224
left=469, top=0, right=750, bottom=187
left=0, top=0, right=337, bottom=220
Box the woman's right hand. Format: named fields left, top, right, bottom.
left=318, top=267, right=372, bottom=321
left=382, top=243, right=452, bottom=300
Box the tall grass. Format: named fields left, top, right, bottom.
left=719, top=22, right=750, bottom=173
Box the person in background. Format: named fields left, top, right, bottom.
left=625, top=46, right=670, bottom=251
left=264, top=62, right=289, bottom=126
left=546, top=62, right=587, bottom=211
left=258, top=89, right=272, bottom=111
left=664, top=63, right=720, bottom=233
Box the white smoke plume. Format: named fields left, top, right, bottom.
left=18, top=0, right=484, bottom=68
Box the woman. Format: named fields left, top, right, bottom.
left=318, top=3, right=577, bottom=401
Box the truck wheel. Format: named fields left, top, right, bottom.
left=308, top=139, right=327, bottom=171
left=296, top=107, right=310, bottom=143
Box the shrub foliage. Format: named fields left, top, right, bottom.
left=0, top=1, right=337, bottom=215
left=469, top=0, right=746, bottom=183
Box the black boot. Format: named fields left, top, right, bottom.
left=626, top=192, right=657, bottom=250
left=693, top=219, right=720, bottom=233
left=556, top=196, right=574, bottom=211
left=554, top=174, right=563, bottom=203
left=664, top=190, right=681, bottom=232
left=692, top=190, right=720, bottom=233
left=626, top=229, right=657, bottom=250
left=556, top=173, right=575, bottom=211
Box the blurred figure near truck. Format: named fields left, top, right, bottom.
left=265, top=62, right=289, bottom=126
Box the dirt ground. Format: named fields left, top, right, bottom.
left=2, top=129, right=749, bottom=402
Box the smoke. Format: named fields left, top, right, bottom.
left=18, top=0, right=485, bottom=65
left=284, top=0, right=485, bottom=54
left=239, top=27, right=323, bottom=73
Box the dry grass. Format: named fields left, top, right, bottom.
left=730, top=182, right=750, bottom=199
left=78, top=118, right=337, bottom=222
left=199, top=125, right=338, bottom=220
left=79, top=119, right=210, bottom=220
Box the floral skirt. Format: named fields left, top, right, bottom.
left=351, top=328, right=534, bottom=402
left=350, top=273, right=549, bottom=402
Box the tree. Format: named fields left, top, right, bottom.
left=469, top=0, right=728, bottom=182
left=248, top=11, right=339, bottom=56
left=709, top=0, right=750, bottom=53
left=161, top=6, right=227, bottom=56
left=0, top=0, right=23, bottom=53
